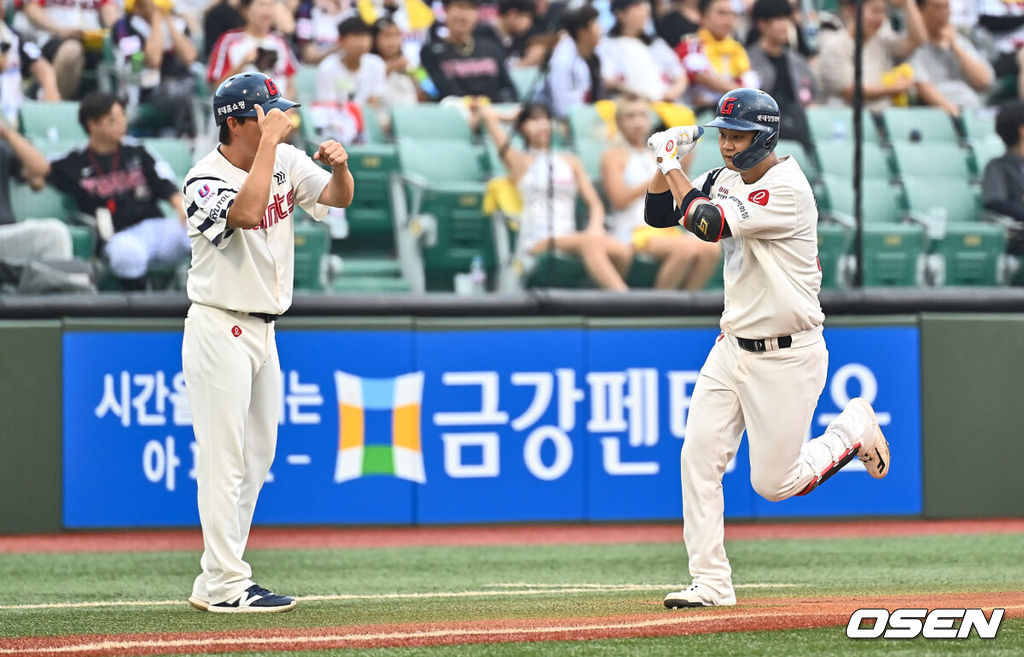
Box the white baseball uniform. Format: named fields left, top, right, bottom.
left=680, top=156, right=880, bottom=603
left=181, top=143, right=330, bottom=605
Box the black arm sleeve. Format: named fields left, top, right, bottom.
left=644, top=190, right=682, bottom=228
left=983, top=199, right=1024, bottom=223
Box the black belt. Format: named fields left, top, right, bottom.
left=737, top=335, right=792, bottom=352
left=242, top=311, right=280, bottom=323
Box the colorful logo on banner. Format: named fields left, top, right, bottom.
left=333, top=371, right=426, bottom=483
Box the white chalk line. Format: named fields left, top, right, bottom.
left=487, top=582, right=798, bottom=590
left=0, top=583, right=795, bottom=611
left=0, top=609, right=845, bottom=655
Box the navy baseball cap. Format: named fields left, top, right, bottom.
left=213, top=72, right=299, bottom=126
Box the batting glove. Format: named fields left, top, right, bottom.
left=670, top=125, right=705, bottom=157
left=647, top=130, right=683, bottom=175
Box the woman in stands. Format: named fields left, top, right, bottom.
left=473, top=101, right=631, bottom=290
left=602, top=94, right=720, bottom=289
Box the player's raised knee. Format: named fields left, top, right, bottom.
left=750, top=472, right=789, bottom=502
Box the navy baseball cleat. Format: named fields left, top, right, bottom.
left=208, top=584, right=297, bottom=613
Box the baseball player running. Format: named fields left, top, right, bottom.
left=181, top=72, right=353, bottom=613
left=643, top=88, right=890, bottom=608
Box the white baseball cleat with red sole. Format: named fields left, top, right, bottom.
left=848, top=397, right=890, bottom=479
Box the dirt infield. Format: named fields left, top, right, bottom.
left=2, top=518, right=1023, bottom=554
left=1, top=592, right=1020, bottom=656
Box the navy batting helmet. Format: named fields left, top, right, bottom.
left=213, top=72, right=299, bottom=126
left=705, top=88, right=780, bottom=170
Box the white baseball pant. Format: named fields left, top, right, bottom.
left=680, top=326, right=876, bottom=602
left=182, top=303, right=281, bottom=605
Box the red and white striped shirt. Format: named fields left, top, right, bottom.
left=206, top=29, right=297, bottom=96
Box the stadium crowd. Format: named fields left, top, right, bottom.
left=1, top=0, right=1024, bottom=292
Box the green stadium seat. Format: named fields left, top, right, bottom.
left=485, top=140, right=507, bottom=177
left=775, top=139, right=817, bottom=180
left=10, top=182, right=71, bottom=221
left=969, top=137, right=1005, bottom=176
left=31, top=138, right=82, bottom=157
left=820, top=175, right=904, bottom=223
left=890, top=141, right=971, bottom=179
left=819, top=175, right=926, bottom=286
left=524, top=251, right=589, bottom=288
left=293, top=219, right=329, bottom=290
left=902, top=176, right=1005, bottom=285
left=361, top=103, right=387, bottom=145
left=881, top=107, right=959, bottom=143
left=19, top=101, right=87, bottom=141
left=813, top=141, right=892, bottom=180
left=141, top=138, right=193, bottom=180
left=10, top=182, right=94, bottom=259
left=960, top=111, right=998, bottom=142
left=397, top=138, right=491, bottom=290
left=392, top=105, right=472, bottom=141
left=806, top=107, right=880, bottom=144
left=342, top=144, right=400, bottom=251
left=817, top=222, right=852, bottom=289
left=510, top=66, right=539, bottom=100
left=574, top=139, right=608, bottom=183
left=293, top=64, right=318, bottom=106
left=568, top=104, right=613, bottom=144
left=329, top=257, right=412, bottom=293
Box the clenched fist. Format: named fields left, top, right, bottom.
left=313, top=140, right=349, bottom=169
left=255, top=104, right=294, bottom=145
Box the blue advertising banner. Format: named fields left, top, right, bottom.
left=62, top=324, right=922, bottom=528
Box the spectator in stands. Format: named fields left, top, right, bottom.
left=112, top=0, right=199, bottom=138
left=0, top=118, right=72, bottom=263
left=814, top=0, right=926, bottom=110
left=601, top=94, right=719, bottom=289
left=207, top=0, right=299, bottom=96
left=491, top=0, right=536, bottom=67
left=372, top=16, right=421, bottom=125
left=0, top=0, right=61, bottom=124
left=295, top=0, right=352, bottom=63
left=656, top=0, right=700, bottom=49
left=746, top=0, right=814, bottom=149
left=910, top=0, right=993, bottom=116
left=599, top=0, right=687, bottom=103
left=543, top=3, right=605, bottom=119
left=419, top=0, right=518, bottom=102
left=203, top=0, right=244, bottom=57
left=744, top=0, right=813, bottom=59
left=42, top=92, right=189, bottom=290
left=17, top=0, right=119, bottom=99
left=676, top=0, right=757, bottom=112
left=312, top=16, right=384, bottom=143
left=522, top=0, right=566, bottom=63
left=982, top=102, right=1024, bottom=233
left=474, top=101, right=632, bottom=290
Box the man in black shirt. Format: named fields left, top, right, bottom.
left=746, top=0, right=814, bottom=149
left=420, top=0, right=518, bottom=102
left=44, top=91, right=189, bottom=289
left=982, top=101, right=1024, bottom=257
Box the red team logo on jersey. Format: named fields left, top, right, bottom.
left=265, top=78, right=279, bottom=96
left=231, top=326, right=242, bottom=337
left=748, top=189, right=770, bottom=206
left=721, top=97, right=737, bottom=115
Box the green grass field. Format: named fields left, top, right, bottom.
left=2, top=531, right=1022, bottom=655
